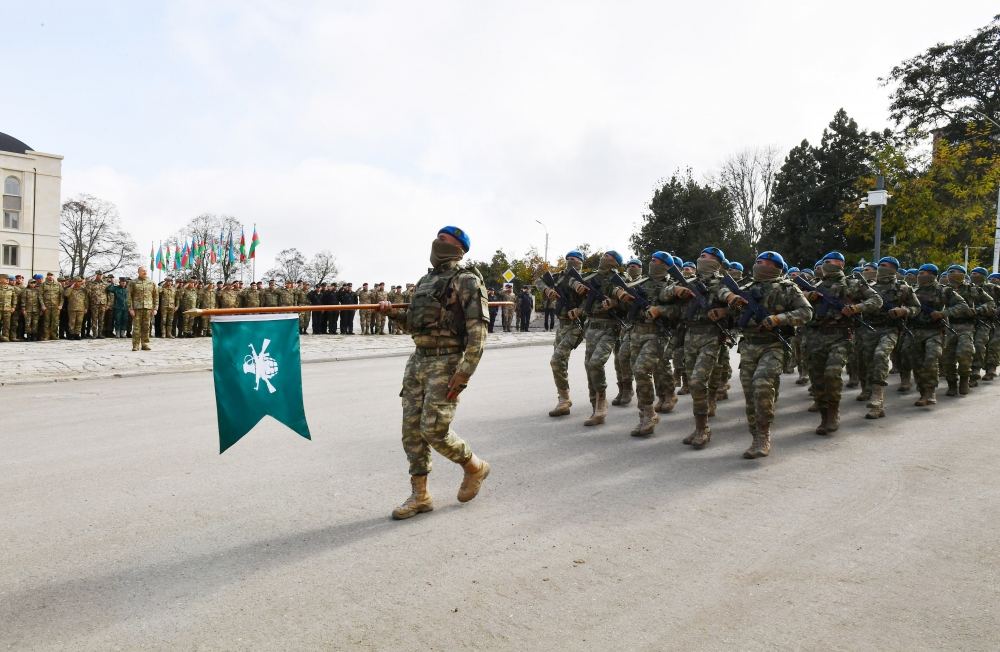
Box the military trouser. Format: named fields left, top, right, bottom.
left=113, top=308, right=129, bottom=335
left=614, top=331, right=632, bottom=386
left=89, top=305, right=107, bottom=337
left=24, top=311, right=41, bottom=339
left=69, top=310, right=86, bottom=337
left=941, top=324, right=975, bottom=382
left=630, top=325, right=664, bottom=407
left=718, top=342, right=733, bottom=385
left=41, top=306, right=59, bottom=340
left=299, top=311, right=309, bottom=334
left=132, top=309, right=152, bottom=347
left=0, top=310, right=12, bottom=341
left=550, top=318, right=584, bottom=392
left=972, top=323, right=992, bottom=373
left=903, top=328, right=943, bottom=391
left=11, top=311, right=24, bottom=340
left=683, top=327, right=723, bottom=417
left=197, top=316, right=212, bottom=336
left=501, top=308, right=513, bottom=332
left=739, top=337, right=786, bottom=431
left=583, top=319, right=621, bottom=394
left=160, top=308, right=176, bottom=337
left=376, top=312, right=386, bottom=334
left=653, top=334, right=675, bottom=398
left=672, top=340, right=685, bottom=384
left=400, top=349, right=473, bottom=476
left=359, top=310, right=370, bottom=333
left=182, top=312, right=196, bottom=335
left=987, top=323, right=1000, bottom=369
left=805, top=327, right=853, bottom=409
left=858, top=326, right=899, bottom=388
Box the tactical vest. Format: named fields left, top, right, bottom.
left=406, top=266, right=482, bottom=338
left=869, top=280, right=912, bottom=326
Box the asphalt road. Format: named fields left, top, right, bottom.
left=2, top=345, right=998, bottom=650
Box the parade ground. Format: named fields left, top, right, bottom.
left=2, top=342, right=998, bottom=650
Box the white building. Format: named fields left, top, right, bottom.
left=0, top=132, right=62, bottom=278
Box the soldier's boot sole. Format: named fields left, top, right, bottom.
left=457, top=458, right=490, bottom=503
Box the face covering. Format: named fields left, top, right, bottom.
left=863, top=269, right=877, bottom=282
left=821, top=262, right=844, bottom=277
left=876, top=267, right=896, bottom=282
left=567, top=258, right=583, bottom=271
left=950, top=273, right=966, bottom=284
left=598, top=258, right=615, bottom=273
left=752, top=263, right=781, bottom=281
left=696, top=259, right=721, bottom=275
left=649, top=260, right=668, bottom=280
left=972, top=274, right=985, bottom=285
left=917, top=274, right=934, bottom=286
left=430, top=239, right=465, bottom=267
left=627, top=267, right=641, bottom=280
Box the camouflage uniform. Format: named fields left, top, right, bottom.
left=568, top=266, right=624, bottom=425
left=38, top=278, right=63, bottom=340
left=197, top=285, right=218, bottom=336
left=903, top=279, right=967, bottom=403
left=10, top=280, right=24, bottom=340
left=179, top=283, right=199, bottom=335
left=942, top=278, right=991, bottom=394
left=387, top=288, right=404, bottom=333
left=857, top=273, right=920, bottom=417
left=159, top=282, right=177, bottom=338
left=64, top=281, right=90, bottom=338
left=241, top=285, right=262, bottom=308
left=372, top=286, right=389, bottom=334
left=86, top=277, right=108, bottom=338
left=542, top=269, right=585, bottom=416
left=970, top=277, right=999, bottom=382
left=357, top=286, right=373, bottom=334
left=295, top=284, right=310, bottom=334
left=803, top=270, right=882, bottom=433
left=217, top=285, right=240, bottom=309
left=500, top=288, right=516, bottom=332
left=129, top=276, right=158, bottom=349
left=612, top=267, right=642, bottom=406
left=262, top=284, right=282, bottom=308
left=982, top=281, right=1000, bottom=379
left=0, top=277, right=15, bottom=341
left=733, top=273, right=812, bottom=456
left=21, top=282, right=44, bottom=340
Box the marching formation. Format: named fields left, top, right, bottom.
left=538, top=247, right=1000, bottom=460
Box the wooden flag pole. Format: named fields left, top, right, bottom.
left=185, top=302, right=514, bottom=317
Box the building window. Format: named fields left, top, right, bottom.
left=2, top=243, right=18, bottom=266
left=3, top=176, right=21, bottom=230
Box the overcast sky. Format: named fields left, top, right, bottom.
left=5, top=1, right=997, bottom=282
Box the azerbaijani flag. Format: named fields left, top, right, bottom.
left=150, top=243, right=155, bottom=271
left=239, top=227, right=247, bottom=263
left=155, top=243, right=163, bottom=270
left=181, top=241, right=190, bottom=269
left=249, top=225, right=260, bottom=259
left=174, top=244, right=181, bottom=270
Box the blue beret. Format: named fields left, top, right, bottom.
left=971, top=266, right=989, bottom=275
left=728, top=261, right=744, bottom=272
left=851, top=267, right=862, bottom=274
left=671, top=255, right=683, bottom=267
left=877, top=256, right=900, bottom=269
left=800, top=268, right=815, bottom=276
left=437, top=226, right=470, bottom=252
left=755, top=251, right=785, bottom=269
left=822, top=251, right=846, bottom=262
left=919, top=263, right=939, bottom=274
left=651, top=251, right=672, bottom=266
left=604, top=250, right=623, bottom=265
left=627, top=258, right=642, bottom=267
left=701, top=246, right=727, bottom=264
left=947, top=264, right=967, bottom=274
left=990, top=273, right=1000, bottom=280
left=682, top=261, right=696, bottom=269
left=565, top=249, right=584, bottom=262
left=32, top=274, right=43, bottom=280
left=863, top=262, right=877, bottom=269
left=787, top=266, right=800, bottom=274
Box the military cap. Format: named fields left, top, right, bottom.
left=946, top=264, right=967, bottom=274
left=626, top=257, right=642, bottom=267
left=971, top=266, right=989, bottom=276
left=821, top=251, right=846, bottom=262
left=565, top=250, right=584, bottom=262
left=877, top=256, right=900, bottom=269
left=728, top=261, right=744, bottom=272
left=919, top=264, right=939, bottom=274
left=650, top=251, right=672, bottom=265
left=700, top=246, right=727, bottom=264
left=604, top=250, right=623, bottom=265
left=438, top=226, right=470, bottom=252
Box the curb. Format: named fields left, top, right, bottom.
left=1, top=337, right=554, bottom=387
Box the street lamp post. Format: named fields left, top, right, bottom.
left=534, top=219, right=549, bottom=265
left=868, top=175, right=888, bottom=262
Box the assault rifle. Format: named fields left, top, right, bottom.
left=918, top=302, right=958, bottom=336
left=792, top=275, right=876, bottom=331
left=535, top=271, right=584, bottom=328
left=566, top=266, right=626, bottom=328
left=665, top=262, right=736, bottom=345
left=881, top=297, right=914, bottom=339
left=609, top=271, right=671, bottom=336
left=720, top=273, right=791, bottom=351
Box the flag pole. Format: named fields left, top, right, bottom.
left=186, top=302, right=514, bottom=317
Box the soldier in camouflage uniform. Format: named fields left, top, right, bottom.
left=197, top=281, right=218, bottom=336
left=663, top=247, right=741, bottom=448
left=372, top=282, right=389, bottom=334
left=941, top=264, right=993, bottom=396
left=279, top=279, right=297, bottom=311
left=727, top=252, right=812, bottom=457
left=714, top=261, right=746, bottom=401
left=179, top=280, right=199, bottom=336
left=0, top=274, right=16, bottom=341
left=855, top=257, right=920, bottom=419
left=158, top=278, right=177, bottom=338
left=38, top=272, right=63, bottom=341
left=539, top=250, right=587, bottom=417
left=902, top=264, right=968, bottom=406
left=9, top=275, right=24, bottom=340
left=241, top=281, right=263, bottom=308
left=85, top=271, right=108, bottom=338
left=109, top=277, right=129, bottom=337
left=20, top=276, right=44, bottom=340
left=985, top=272, right=1000, bottom=381
left=801, top=252, right=882, bottom=434
left=64, top=277, right=90, bottom=339
left=612, top=251, right=676, bottom=437
left=262, top=279, right=281, bottom=308
left=376, top=226, right=491, bottom=521
left=968, top=267, right=998, bottom=385
left=357, top=283, right=373, bottom=334
left=611, top=258, right=642, bottom=407
left=218, top=281, right=240, bottom=309
left=387, top=285, right=404, bottom=333
left=568, top=250, right=626, bottom=426
left=500, top=285, right=516, bottom=332
left=294, top=281, right=310, bottom=334
left=129, top=267, right=158, bottom=351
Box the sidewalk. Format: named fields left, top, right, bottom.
left=0, top=330, right=554, bottom=386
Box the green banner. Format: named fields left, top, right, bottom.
left=211, top=314, right=311, bottom=453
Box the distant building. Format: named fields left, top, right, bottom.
left=0, top=132, right=62, bottom=278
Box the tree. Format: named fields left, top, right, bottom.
left=716, top=146, right=780, bottom=250
left=59, top=194, right=140, bottom=278
left=882, top=15, right=1000, bottom=137
left=172, top=213, right=250, bottom=283
left=264, top=248, right=307, bottom=282
left=630, top=169, right=745, bottom=265
left=304, top=250, right=338, bottom=285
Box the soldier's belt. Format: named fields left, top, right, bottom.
left=415, top=346, right=463, bottom=357
left=629, top=322, right=660, bottom=334
left=743, top=333, right=783, bottom=344
left=585, top=318, right=619, bottom=331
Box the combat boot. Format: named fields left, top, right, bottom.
left=815, top=407, right=830, bottom=435
left=141, top=344, right=151, bottom=351
left=689, top=414, right=711, bottom=449
left=743, top=422, right=771, bottom=459
left=897, top=370, right=912, bottom=393
left=969, top=370, right=979, bottom=388
left=959, top=375, right=970, bottom=395
left=846, top=373, right=859, bottom=389
left=457, top=455, right=490, bottom=503
left=856, top=386, right=872, bottom=402
left=611, top=382, right=625, bottom=406
left=616, top=381, right=633, bottom=407
left=654, top=393, right=677, bottom=414
left=584, top=391, right=607, bottom=426
left=548, top=389, right=572, bottom=417
left=865, top=385, right=885, bottom=419
left=946, top=379, right=958, bottom=397
left=795, top=372, right=809, bottom=386
left=391, top=474, right=433, bottom=520
left=677, top=376, right=690, bottom=395
left=984, top=367, right=996, bottom=381
left=630, top=405, right=659, bottom=437
left=807, top=400, right=820, bottom=412
left=706, top=393, right=717, bottom=418
left=925, top=388, right=937, bottom=405
left=826, top=403, right=840, bottom=432
left=914, top=387, right=936, bottom=407
left=716, top=384, right=729, bottom=401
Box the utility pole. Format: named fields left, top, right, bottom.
left=869, top=174, right=886, bottom=262
left=993, top=184, right=1000, bottom=273
left=534, top=219, right=549, bottom=267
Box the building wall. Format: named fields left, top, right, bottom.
left=0, top=149, right=62, bottom=278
